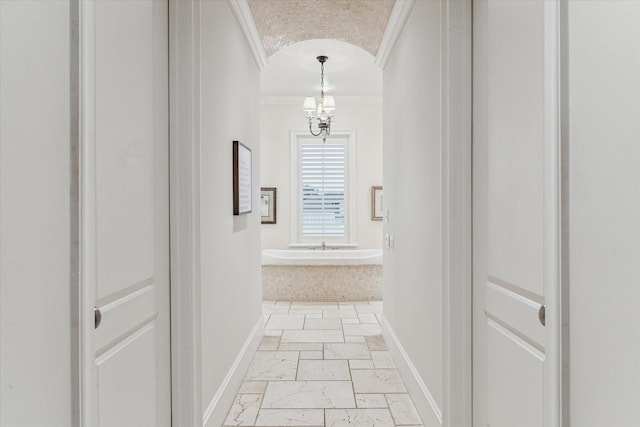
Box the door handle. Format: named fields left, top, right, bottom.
left=94, top=307, right=102, bottom=329
left=538, top=304, right=546, bottom=326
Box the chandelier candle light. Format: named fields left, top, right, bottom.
left=303, top=55, right=335, bottom=143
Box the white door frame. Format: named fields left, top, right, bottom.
left=440, top=1, right=473, bottom=425
left=168, top=0, right=204, bottom=425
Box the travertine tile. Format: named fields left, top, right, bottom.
left=300, top=350, right=323, bottom=360
left=371, top=351, right=396, bottom=369
left=355, top=394, right=388, bottom=409
left=349, top=359, right=374, bottom=370
left=387, top=394, right=423, bottom=425
left=343, top=323, right=381, bottom=336
left=245, top=351, right=298, bottom=381
left=297, top=360, right=351, bottom=380
left=325, top=409, right=394, bottom=426
left=223, top=394, right=262, bottom=426
left=289, top=308, right=323, bottom=314
left=324, top=343, right=370, bottom=360
left=291, top=301, right=338, bottom=308
left=365, top=335, right=388, bottom=351
left=262, top=305, right=289, bottom=314
left=281, top=329, right=344, bottom=343
left=304, top=318, right=342, bottom=330
left=265, top=313, right=305, bottom=330
left=238, top=381, right=267, bottom=394
left=357, top=313, right=379, bottom=324
left=278, top=342, right=323, bottom=351
left=262, top=381, right=356, bottom=409
left=254, top=409, right=324, bottom=426
left=351, top=369, right=407, bottom=393
left=291, top=302, right=338, bottom=309
left=258, top=336, right=280, bottom=351
left=305, top=313, right=323, bottom=319
left=224, top=301, right=420, bottom=427
left=323, top=309, right=358, bottom=319
left=356, top=305, right=383, bottom=314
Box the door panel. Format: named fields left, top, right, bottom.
left=473, top=0, right=557, bottom=426
left=88, top=1, right=170, bottom=426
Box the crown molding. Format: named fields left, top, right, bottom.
left=227, top=0, right=268, bottom=70
left=261, top=95, right=382, bottom=106
left=375, top=0, right=416, bottom=69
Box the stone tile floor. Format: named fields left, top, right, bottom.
left=223, top=301, right=424, bottom=427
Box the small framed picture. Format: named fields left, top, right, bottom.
left=371, top=186, right=383, bottom=221
left=233, top=141, right=252, bottom=215
left=261, top=187, right=277, bottom=224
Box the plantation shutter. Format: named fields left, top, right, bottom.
left=300, top=141, right=346, bottom=238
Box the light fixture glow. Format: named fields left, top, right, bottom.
left=303, top=55, right=335, bottom=143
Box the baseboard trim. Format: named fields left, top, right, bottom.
left=381, top=316, right=443, bottom=426
left=202, top=315, right=264, bottom=427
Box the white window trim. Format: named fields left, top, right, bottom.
left=289, top=130, right=357, bottom=247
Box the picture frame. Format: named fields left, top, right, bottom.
left=233, top=140, right=252, bottom=215
left=260, top=187, right=277, bottom=224
left=371, top=186, right=383, bottom=221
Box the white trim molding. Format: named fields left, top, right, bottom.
left=375, top=0, right=416, bottom=69
left=227, top=0, right=268, bottom=70
left=542, top=0, right=562, bottom=425
left=382, top=316, right=443, bottom=426
left=202, top=317, right=264, bottom=427
left=169, top=0, right=203, bottom=425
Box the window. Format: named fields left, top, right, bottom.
left=290, top=132, right=356, bottom=245
left=301, top=142, right=345, bottom=237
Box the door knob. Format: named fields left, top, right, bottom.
left=94, top=307, right=102, bottom=329
left=538, top=304, right=546, bottom=326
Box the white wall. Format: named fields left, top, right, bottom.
left=568, top=1, right=640, bottom=425
left=0, top=1, right=72, bottom=426
left=199, top=1, right=263, bottom=424
left=260, top=101, right=383, bottom=250
left=382, top=0, right=443, bottom=423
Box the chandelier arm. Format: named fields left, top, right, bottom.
left=309, top=120, right=322, bottom=137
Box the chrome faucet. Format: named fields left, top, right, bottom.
left=321, top=241, right=326, bottom=251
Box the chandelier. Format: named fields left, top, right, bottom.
left=303, top=55, right=335, bottom=143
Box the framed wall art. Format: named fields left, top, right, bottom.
left=260, top=187, right=277, bottom=224
left=233, top=140, right=252, bottom=215
left=371, top=185, right=383, bottom=221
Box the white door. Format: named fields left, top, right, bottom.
left=82, top=1, right=170, bottom=426
left=473, top=1, right=560, bottom=426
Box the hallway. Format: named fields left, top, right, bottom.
left=224, top=302, right=423, bottom=426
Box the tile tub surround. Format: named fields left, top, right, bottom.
left=262, top=265, right=383, bottom=302
left=223, top=301, right=424, bottom=427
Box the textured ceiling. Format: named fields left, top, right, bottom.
left=248, top=0, right=395, bottom=57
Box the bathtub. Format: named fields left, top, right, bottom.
left=262, top=248, right=383, bottom=266
left=261, top=248, right=383, bottom=301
